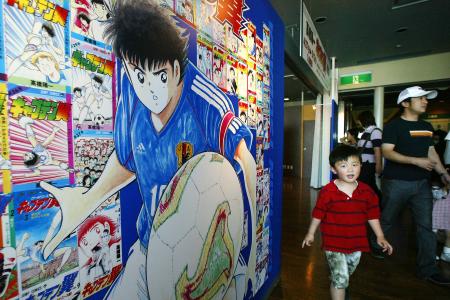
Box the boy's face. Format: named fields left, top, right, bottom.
left=331, top=156, right=361, bottom=183
left=124, top=59, right=180, bottom=115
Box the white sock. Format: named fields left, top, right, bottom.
left=443, top=246, right=450, bottom=254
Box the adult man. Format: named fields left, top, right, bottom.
left=371, top=86, right=450, bottom=286
left=40, top=1, right=256, bottom=299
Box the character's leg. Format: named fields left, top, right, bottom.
left=104, top=241, right=148, bottom=300
left=53, top=247, right=72, bottom=273
left=19, top=116, right=38, bottom=147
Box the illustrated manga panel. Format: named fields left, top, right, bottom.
left=156, top=0, right=174, bottom=10
left=7, top=85, right=72, bottom=191
left=0, top=83, right=11, bottom=195
left=175, top=0, right=194, bottom=25
left=263, top=23, right=271, bottom=60
left=71, top=38, right=115, bottom=131
left=196, top=36, right=213, bottom=80
left=13, top=189, right=79, bottom=299
left=72, top=130, right=114, bottom=188
left=247, top=22, right=256, bottom=62
left=195, top=0, right=214, bottom=38
left=263, top=112, right=271, bottom=150
left=0, top=202, right=18, bottom=300
left=224, top=23, right=238, bottom=54
left=3, top=0, right=71, bottom=93
left=212, top=45, right=226, bottom=90
left=226, top=54, right=238, bottom=95
left=238, top=100, right=248, bottom=126
left=256, top=36, right=263, bottom=70
left=237, top=60, right=247, bottom=102
left=78, top=195, right=122, bottom=298
left=70, top=0, right=113, bottom=48
left=256, top=70, right=263, bottom=107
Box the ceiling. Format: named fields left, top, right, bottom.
left=271, top=0, right=450, bottom=103
left=270, top=0, right=450, bottom=68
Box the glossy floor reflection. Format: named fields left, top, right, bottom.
left=269, top=177, right=450, bottom=300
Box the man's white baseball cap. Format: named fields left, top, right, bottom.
left=397, top=86, right=438, bottom=104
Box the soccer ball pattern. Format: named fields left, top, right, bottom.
left=93, top=114, right=106, bottom=126
left=147, top=152, right=244, bottom=300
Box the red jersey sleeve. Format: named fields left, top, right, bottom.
left=366, top=189, right=380, bottom=220
left=312, top=188, right=329, bottom=220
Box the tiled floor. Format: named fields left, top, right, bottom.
left=269, top=177, right=450, bottom=299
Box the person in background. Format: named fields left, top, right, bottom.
left=302, top=145, right=392, bottom=300
left=357, top=110, right=382, bottom=199
left=340, top=128, right=360, bottom=147
left=371, top=86, right=450, bottom=286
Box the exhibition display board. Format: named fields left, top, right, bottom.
left=0, top=0, right=283, bottom=299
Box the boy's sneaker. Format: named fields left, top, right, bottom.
left=425, top=273, right=450, bottom=286
left=370, top=248, right=386, bottom=259
left=440, top=252, right=450, bottom=263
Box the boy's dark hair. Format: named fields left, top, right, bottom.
left=34, top=240, right=44, bottom=246
left=41, top=22, right=55, bottom=37
left=358, top=110, right=376, bottom=127
left=73, top=87, right=82, bottom=94
left=24, top=152, right=39, bottom=167
left=91, top=0, right=105, bottom=5
left=92, top=75, right=103, bottom=84
left=78, top=13, right=91, bottom=24
left=329, top=145, right=362, bottom=166
left=105, top=0, right=188, bottom=83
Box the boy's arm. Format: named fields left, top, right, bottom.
left=382, top=143, right=435, bottom=171
left=429, top=146, right=450, bottom=184
left=302, top=218, right=321, bottom=247
left=368, top=219, right=393, bottom=255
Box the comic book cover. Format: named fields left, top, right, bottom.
left=263, top=23, right=271, bottom=60
left=212, top=21, right=226, bottom=49
left=247, top=59, right=256, bottom=96
left=255, top=227, right=269, bottom=290
left=0, top=201, right=18, bottom=300
left=237, top=30, right=247, bottom=61
left=256, top=106, right=263, bottom=138
left=195, top=0, right=214, bottom=38
left=237, top=60, right=247, bottom=102
left=156, top=0, right=174, bottom=10
left=238, top=100, right=248, bottom=126
left=175, top=0, right=194, bottom=25
left=3, top=0, right=71, bottom=93
left=71, top=38, right=115, bottom=131
left=256, top=71, right=263, bottom=107
left=72, top=131, right=114, bottom=188
left=247, top=22, right=256, bottom=61
left=70, top=0, right=113, bottom=48
left=13, top=189, right=79, bottom=298
left=226, top=54, right=238, bottom=95
left=263, top=85, right=270, bottom=113
left=212, top=45, right=226, bottom=90
left=247, top=96, right=256, bottom=129
left=256, top=136, right=263, bottom=170
left=224, top=23, right=238, bottom=54
left=196, top=36, right=213, bottom=80
left=256, top=36, right=263, bottom=71
left=263, top=60, right=270, bottom=87
left=264, top=113, right=271, bottom=150
left=7, top=85, right=72, bottom=191
left=0, top=2, right=6, bottom=81
left=0, top=83, right=11, bottom=196
left=78, top=195, right=122, bottom=299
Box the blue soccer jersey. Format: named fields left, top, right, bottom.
left=115, top=61, right=252, bottom=248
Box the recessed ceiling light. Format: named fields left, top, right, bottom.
left=284, top=97, right=290, bottom=101
left=395, top=27, right=408, bottom=33
left=314, top=16, right=327, bottom=24
left=396, top=44, right=403, bottom=48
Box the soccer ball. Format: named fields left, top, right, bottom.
left=147, top=152, right=244, bottom=300
left=93, top=114, right=105, bottom=126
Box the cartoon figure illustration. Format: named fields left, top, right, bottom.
left=17, top=232, right=72, bottom=277
left=7, top=14, right=64, bottom=78
left=40, top=1, right=257, bottom=299
left=19, top=116, right=70, bottom=177
left=73, top=74, right=112, bottom=125
left=0, top=155, right=12, bottom=170
left=71, top=0, right=93, bottom=34
left=0, top=247, right=17, bottom=297
left=88, top=0, right=111, bottom=43
left=78, top=215, right=120, bottom=281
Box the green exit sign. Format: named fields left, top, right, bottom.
left=340, top=72, right=372, bottom=85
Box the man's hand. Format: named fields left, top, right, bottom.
left=441, top=172, right=450, bottom=186
left=302, top=233, right=314, bottom=248
left=376, top=236, right=393, bottom=255
left=40, top=182, right=92, bottom=259
left=414, top=158, right=436, bottom=171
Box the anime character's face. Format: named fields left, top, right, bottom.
left=92, top=79, right=102, bottom=91
left=92, top=3, right=108, bottom=19
left=74, top=90, right=82, bottom=98
left=23, top=152, right=34, bottom=161
left=34, top=241, right=44, bottom=250
left=79, top=221, right=110, bottom=255
left=124, top=59, right=180, bottom=115
left=35, top=57, right=58, bottom=76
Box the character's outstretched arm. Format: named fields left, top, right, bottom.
left=234, top=139, right=257, bottom=295
left=16, top=233, right=30, bottom=257
left=40, top=151, right=135, bottom=259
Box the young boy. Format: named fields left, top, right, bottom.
left=302, top=145, right=393, bottom=300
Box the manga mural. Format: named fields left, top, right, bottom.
left=0, top=0, right=281, bottom=299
